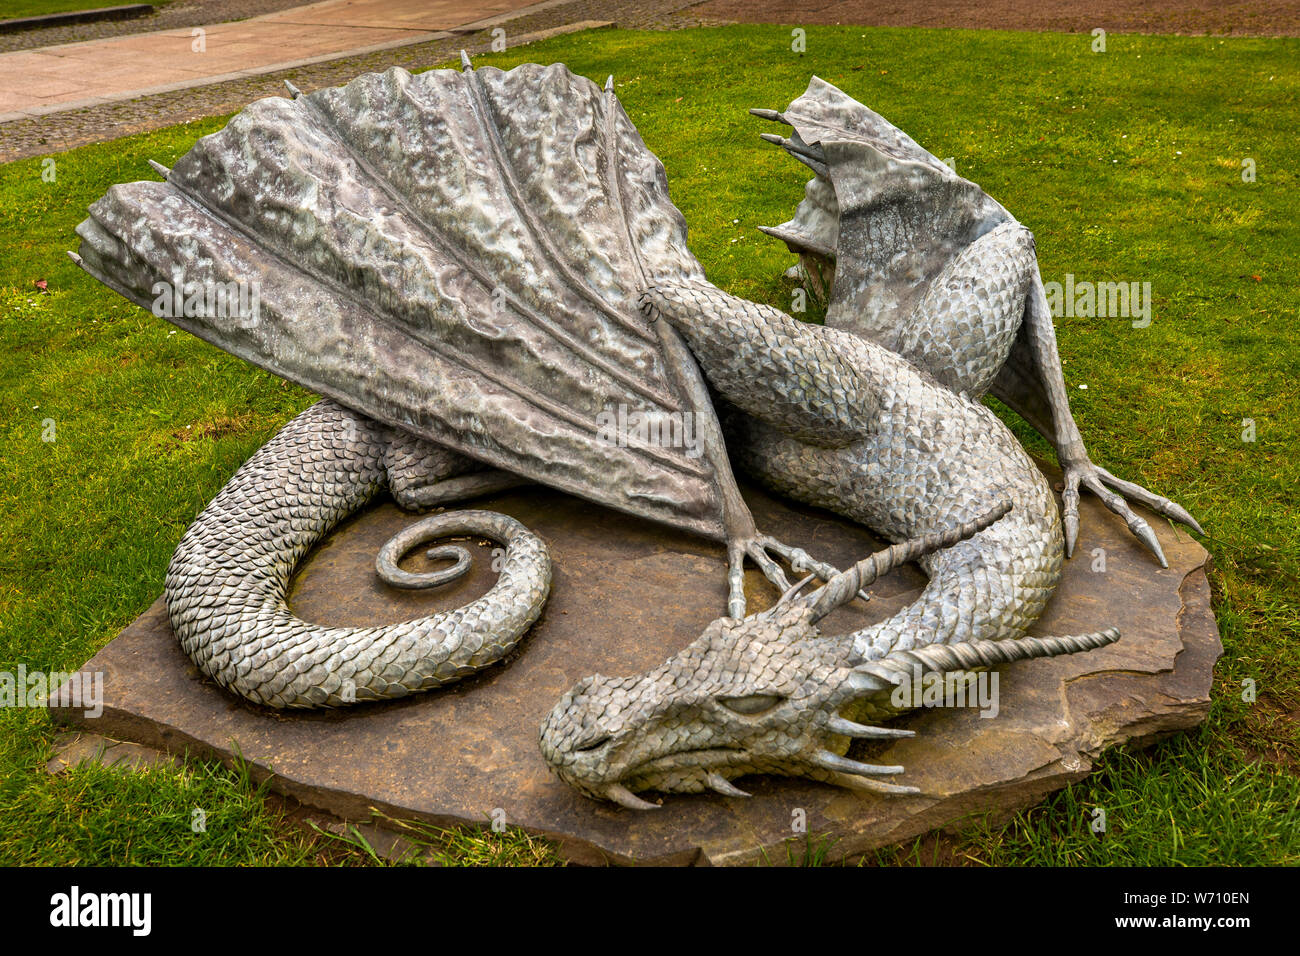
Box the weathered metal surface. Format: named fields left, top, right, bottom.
left=66, top=63, right=1210, bottom=810
left=73, top=62, right=726, bottom=539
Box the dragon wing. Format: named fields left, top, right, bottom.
left=755, top=76, right=1014, bottom=344
left=74, top=61, right=728, bottom=541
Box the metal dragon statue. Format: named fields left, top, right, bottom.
left=70, top=59, right=1200, bottom=807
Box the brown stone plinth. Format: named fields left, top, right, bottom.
left=49, top=470, right=1220, bottom=865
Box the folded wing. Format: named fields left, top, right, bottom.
left=75, top=62, right=728, bottom=539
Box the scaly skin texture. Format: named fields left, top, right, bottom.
left=166, top=399, right=551, bottom=709
left=70, top=63, right=1200, bottom=807
left=644, top=283, right=1062, bottom=658
left=538, top=284, right=1082, bottom=805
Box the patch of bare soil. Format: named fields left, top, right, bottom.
left=684, top=0, right=1300, bottom=36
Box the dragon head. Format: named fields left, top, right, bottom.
left=538, top=599, right=916, bottom=807
left=539, top=502, right=1120, bottom=809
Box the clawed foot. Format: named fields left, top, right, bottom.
left=725, top=534, right=870, bottom=618
left=1060, top=456, right=1203, bottom=569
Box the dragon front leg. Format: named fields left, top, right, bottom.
left=644, top=285, right=872, bottom=616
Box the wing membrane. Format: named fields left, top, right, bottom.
left=75, top=63, right=727, bottom=539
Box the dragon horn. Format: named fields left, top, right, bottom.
left=866, top=628, right=1121, bottom=681
left=805, top=501, right=1012, bottom=622
left=849, top=629, right=1121, bottom=712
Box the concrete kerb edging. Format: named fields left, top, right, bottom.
left=0, top=0, right=613, bottom=124
left=0, top=4, right=154, bottom=36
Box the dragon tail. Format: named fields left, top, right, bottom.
left=165, top=400, right=551, bottom=709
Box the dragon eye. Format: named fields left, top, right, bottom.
left=573, top=733, right=612, bottom=753
left=719, top=694, right=785, bottom=716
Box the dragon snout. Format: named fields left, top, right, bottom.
left=538, top=674, right=667, bottom=810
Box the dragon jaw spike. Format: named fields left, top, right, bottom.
left=812, top=750, right=904, bottom=777
left=605, top=782, right=658, bottom=810
left=826, top=716, right=914, bottom=740
left=805, top=500, right=1013, bottom=622
left=705, top=772, right=751, bottom=798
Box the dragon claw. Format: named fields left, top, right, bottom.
left=759, top=536, right=871, bottom=605
left=1061, top=478, right=1081, bottom=559
left=728, top=535, right=872, bottom=618
left=746, top=539, right=794, bottom=597
left=1095, top=465, right=1205, bottom=536
left=1062, top=456, right=1196, bottom=569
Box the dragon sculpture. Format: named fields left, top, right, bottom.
left=70, top=59, right=1200, bottom=807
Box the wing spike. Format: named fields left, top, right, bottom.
left=759, top=132, right=829, bottom=177
left=147, top=159, right=170, bottom=178
left=757, top=224, right=834, bottom=259
left=460, top=50, right=474, bottom=71
left=284, top=80, right=302, bottom=99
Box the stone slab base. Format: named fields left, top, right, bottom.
left=50, top=473, right=1220, bottom=865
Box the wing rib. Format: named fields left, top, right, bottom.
left=294, top=89, right=681, bottom=414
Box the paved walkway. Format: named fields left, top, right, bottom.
left=0, top=0, right=550, bottom=121
left=0, top=0, right=715, bottom=161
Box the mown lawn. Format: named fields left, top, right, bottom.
left=1, top=25, right=1296, bottom=865
left=0, top=0, right=168, bottom=20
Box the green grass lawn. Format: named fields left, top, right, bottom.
left=0, top=0, right=166, bottom=20
left=1, top=25, right=1297, bottom=866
